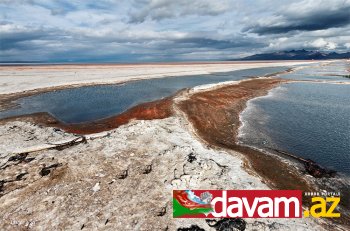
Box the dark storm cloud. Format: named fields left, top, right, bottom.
left=0, top=23, right=71, bottom=52
left=245, top=1, right=350, bottom=35
left=1, top=0, right=349, bottom=62
left=170, top=37, right=264, bottom=50
left=0, top=26, right=47, bottom=50
left=128, top=0, right=231, bottom=23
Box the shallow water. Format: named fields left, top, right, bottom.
left=2, top=62, right=349, bottom=175
left=0, top=66, right=287, bottom=123
left=239, top=61, right=350, bottom=175
left=279, top=61, right=350, bottom=82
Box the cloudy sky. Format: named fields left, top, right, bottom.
left=1, top=0, right=350, bottom=62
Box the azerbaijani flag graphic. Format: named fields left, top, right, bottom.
left=173, top=190, right=213, bottom=218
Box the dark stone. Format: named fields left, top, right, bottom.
left=117, top=169, right=128, bottom=179
left=8, top=153, right=28, bottom=162
left=24, top=157, right=35, bottom=163
left=304, top=159, right=336, bottom=178
left=143, top=164, right=152, bottom=174
left=206, top=218, right=246, bottom=231
left=40, top=168, right=51, bottom=176
left=157, top=206, right=166, bottom=216
left=0, top=180, right=4, bottom=192
left=187, top=153, right=197, bottom=163
left=177, top=225, right=205, bottom=231
left=15, top=172, right=28, bottom=181
left=39, top=163, right=62, bottom=177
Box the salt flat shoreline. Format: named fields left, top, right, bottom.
left=0, top=61, right=320, bottom=95
left=0, top=60, right=326, bottom=112
left=0, top=60, right=347, bottom=230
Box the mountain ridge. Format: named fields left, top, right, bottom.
left=239, top=49, right=350, bottom=60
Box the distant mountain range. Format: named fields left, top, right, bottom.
left=239, top=49, right=350, bottom=60
left=2, top=49, right=350, bottom=63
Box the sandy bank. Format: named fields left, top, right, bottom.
left=0, top=61, right=319, bottom=95
left=176, top=78, right=314, bottom=189
left=175, top=77, right=350, bottom=229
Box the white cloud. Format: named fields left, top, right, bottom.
left=309, top=38, right=337, bottom=50
left=326, top=41, right=337, bottom=50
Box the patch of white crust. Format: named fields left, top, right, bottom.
left=0, top=117, right=325, bottom=230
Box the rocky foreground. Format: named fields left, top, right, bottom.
left=0, top=117, right=326, bottom=230
left=0, top=75, right=337, bottom=230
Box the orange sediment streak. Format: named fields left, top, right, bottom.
left=59, top=97, right=173, bottom=134
left=0, top=96, right=173, bottom=135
